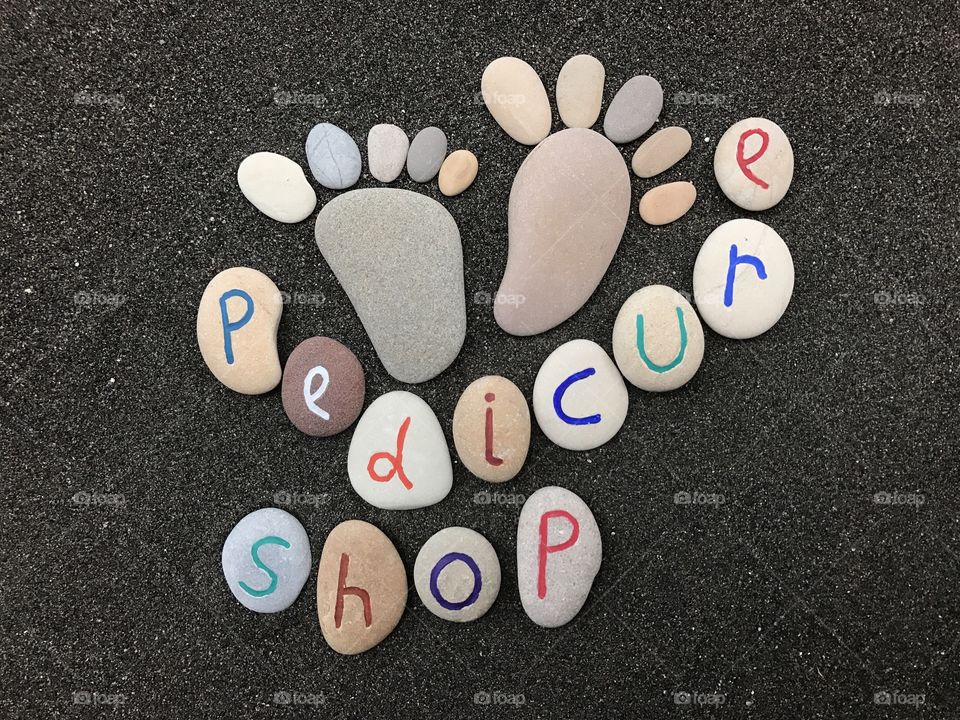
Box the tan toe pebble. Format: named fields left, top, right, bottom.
left=638, top=181, right=697, bottom=225
left=481, top=57, right=552, bottom=145
left=631, top=127, right=692, bottom=178
left=556, top=54, right=605, bottom=129
left=196, top=267, right=282, bottom=394
left=438, top=150, right=478, bottom=196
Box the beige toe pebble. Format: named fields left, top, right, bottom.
left=481, top=57, right=552, bottom=145
left=556, top=54, right=605, bottom=129
left=438, top=150, right=478, bottom=196
left=638, top=181, right=697, bottom=226
left=631, top=126, right=692, bottom=178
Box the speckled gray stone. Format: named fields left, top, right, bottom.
left=221, top=508, right=311, bottom=614
left=406, top=126, right=447, bottom=183
left=517, top=486, right=601, bottom=628
left=305, top=123, right=362, bottom=190
left=603, top=75, right=663, bottom=144
left=314, top=188, right=465, bottom=383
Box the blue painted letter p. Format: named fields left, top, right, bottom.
left=218, top=289, right=254, bottom=365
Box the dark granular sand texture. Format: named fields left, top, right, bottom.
left=1, top=1, right=958, bottom=718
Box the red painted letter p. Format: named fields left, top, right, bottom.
left=537, top=510, right=580, bottom=599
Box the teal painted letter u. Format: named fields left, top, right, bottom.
left=636, top=307, right=688, bottom=373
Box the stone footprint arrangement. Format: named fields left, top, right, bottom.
left=205, top=54, right=796, bottom=654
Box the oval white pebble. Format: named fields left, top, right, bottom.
left=367, top=123, right=409, bottom=183
left=693, top=219, right=794, bottom=339
left=481, top=57, right=552, bottom=145
left=414, top=527, right=501, bottom=622
left=612, top=285, right=705, bottom=391
left=347, top=390, right=453, bottom=509
left=533, top=339, right=628, bottom=451
left=237, top=152, right=317, bottom=223
left=714, top=117, right=794, bottom=211
left=517, top=486, right=601, bottom=627
left=221, top=507, right=311, bottom=613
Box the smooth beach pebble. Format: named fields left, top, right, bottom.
left=603, top=75, right=663, bottom=144
left=532, top=339, right=629, bottom=451
left=305, top=123, right=362, bottom=190
left=452, top=375, right=530, bottom=483
left=481, top=57, right=552, bottom=145
left=317, top=520, right=406, bottom=655
left=367, top=123, right=409, bottom=183
left=438, top=149, right=478, bottom=197
left=406, top=127, right=447, bottom=183
left=714, top=117, right=794, bottom=210
left=556, top=54, right=605, bottom=129
left=196, top=267, right=282, bottom=395
left=236, top=152, right=317, bottom=223
left=638, top=181, right=697, bottom=225
left=414, top=527, right=501, bottom=622
left=517, top=486, right=601, bottom=628
left=496, top=128, right=630, bottom=336
left=693, top=218, right=794, bottom=339
left=281, top=337, right=365, bottom=437
left=631, top=126, right=692, bottom=178
left=612, top=285, right=704, bottom=391
left=347, top=390, right=453, bottom=510
left=221, top=508, right=311, bottom=614
left=315, top=188, right=465, bottom=383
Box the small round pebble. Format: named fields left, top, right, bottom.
left=517, top=486, right=601, bottom=628
left=367, top=123, right=409, bottom=183
left=414, top=527, right=501, bottom=622
left=631, top=126, right=692, bottom=178
left=603, top=75, right=663, bottom=144
left=281, top=336, right=365, bottom=437
left=612, top=285, right=704, bottom=391
left=305, top=123, right=362, bottom=190
left=481, top=57, right=552, bottom=145
left=196, top=267, right=282, bottom=395
left=638, top=181, right=697, bottom=225
left=452, top=375, right=530, bottom=483
left=237, top=152, right=317, bottom=223
left=222, top=507, right=311, bottom=613
left=406, top=127, right=447, bottom=183
left=556, top=54, right=605, bottom=129
left=693, top=218, right=794, bottom=339
left=532, top=339, right=628, bottom=451
left=438, top=149, right=478, bottom=196
left=714, top=117, right=794, bottom=210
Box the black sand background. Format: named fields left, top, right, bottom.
left=2, top=1, right=958, bottom=718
